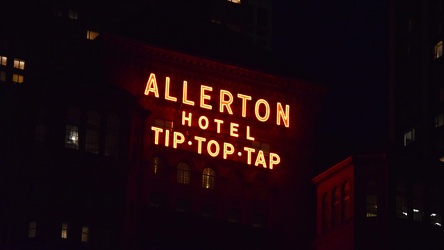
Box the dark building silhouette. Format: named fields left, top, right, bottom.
left=313, top=0, right=444, bottom=249
left=0, top=1, right=324, bottom=249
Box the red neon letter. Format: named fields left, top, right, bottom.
left=194, top=136, right=206, bottom=154
left=173, top=131, right=185, bottom=148
left=230, top=122, right=239, bottom=137
left=269, top=153, right=280, bottom=169
left=237, top=94, right=252, bottom=117
left=182, top=111, right=192, bottom=127
left=165, top=77, right=177, bottom=102
left=207, top=140, right=220, bottom=157
left=255, top=99, right=270, bottom=122
left=246, top=126, right=255, bottom=141
left=277, top=102, right=290, bottom=127
left=200, top=85, right=213, bottom=110
left=198, top=116, right=209, bottom=130
left=182, top=81, right=195, bottom=106
left=243, top=147, right=256, bottom=165
left=220, top=90, right=234, bottom=114
left=255, top=150, right=267, bottom=168
left=214, top=119, right=224, bottom=133
left=151, top=126, right=163, bottom=145
left=223, top=142, right=235, bottom=159
left=144, top=73, right=159, bottom=97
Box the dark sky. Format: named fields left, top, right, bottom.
left=273, top=1, right=389, bottom=171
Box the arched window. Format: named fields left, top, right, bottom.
left=202, top=168, right=216, bottom=189
left=321, top=192, right=329, bottom=232
left=331, top=187, right=340, bottom=226
left=366, top=180, right=378, bottom=217
left=85, top=110, right=100, bottom=154
left=342, top=181, right=351, bottom=222
left=177, top=163, right=190, bottom=184
left=396, top=179, right=407, bottom=219
left=65, top=106, right=81, bottom=149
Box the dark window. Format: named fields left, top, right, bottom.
left=177, top=163, right=191, bottom=184
left=85, top=110, right=100, bottom=154
left=366, top=180, right=378, bottom=217
left=105, top=115, right=119, bottom=157
left=331, top=187, right=340, bottom=226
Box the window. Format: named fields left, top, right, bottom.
left=436, top=113, right=444, bottom=127
left=175, top=199, right=190, bottom=213
left=228, top=209, right=241, bottom=223
left=252, top=141, right=270, bottom=156
left=28, top=221, right=37, bottom=238
left=13, top=58, right=25, bottom=70
left=366, top=180, right=378, bottom=217
left=12, top=74, right=24, bottom=83
left=65, top=106, right=81, bottom=150
left=85, top=110, right=100, bottom=154
left=396, top=179, right=408, bottom=219
left=152, top=157, right=162, bottom=175
left=154, top=119, right=173, bottom=130
left=227, top=0, right=241, bottom=3
left=86, top=30, right=100, bottom=40
left=404, top=128, right=415, bottom=146
left=201, top=203, right=216, bottom=217
left=177, top=163, right=190, bottom=184
left=435, top=41, right=443, bottom=59
left=61, top=223, right=68, bottom=239
left=81, top=226, right=89, bottom=242
left=331, top=187, right=340, bottom=226
left=202, top=168, right=216, bottom=189
left=322, top=192, right=329, bottom=232
left=105, top=115, right=119, bottom=157
left=68, top=10, right=79, bottom=20
left=413, top=183, right=424, bottom=221
left=0, top=55, right=6, bottom=66
left=149, top=193, right=165, bottom=208
left=0, top=71, right=5, bottom=81
left=342, top=181, right=351, bottom=221
left=251, top=214, right=266, bottom=228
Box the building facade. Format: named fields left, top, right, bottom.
left=0, top=0, right=324, bottom=249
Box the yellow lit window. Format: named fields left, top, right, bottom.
left=228, top=0, right=241, bottom=3
left=435, top=41, right=443, bottom=59
left=13, top=58, right=25, bottom=70
left=28, top=221, right=37, bottom=238
left=61, top=223, right=68, bottom=239
left=86, top=30, right=100, bottom=40
left=68, top=10, right=79, bottom=20
left=0, top=71, right=5, bottom=81
left=81, top=226, right=89, bottom=242
left=202, top=168, right=216, bottom=189
left=12, top=74, right=24, bottom=83
left=0, top=55, right=6, bottom=66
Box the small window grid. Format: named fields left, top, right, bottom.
left=0, top=55, right=6, bottom=66
left=86, top=30, right=100, bottom=40
left=202, top=168, right=216, bottom=189
left=177, top=163, right=191, bottom=184
left=28, top=221, right=37, bottom=238
left=12, top=74, right=24, bottom=83
left=81, top=226, right=89, bottom=242
left=68, top=10, right=79, bottom=20
left=13, top=58, right=25, bottom=70
left=435, top=41, right=443, bottom=59
left=61, top=223, right=68, bottom=239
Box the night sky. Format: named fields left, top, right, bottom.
left=273, top=1, right=389, bottom=171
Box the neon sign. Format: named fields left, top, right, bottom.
left=144, top=73, right=291, bottom=169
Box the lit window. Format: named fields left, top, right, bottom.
left=105, top=115, right=119, bottom=157
left=331, top=187, right=340, bottom=226
left=0, top=71, right=5, bottom=81
left=396, top=179, right=408, bottom=219
left=86, top=30, right=100, bottom=40
left=61, top=223, right=68, bottom=239
left=227, top=0, right=241, bottom=3
left=68, top=10, right=79, bottom=20
left=0, top=55, right=6, bottom=66
left=403, top=128, right=415, bottom=146
left=81, top=226, right=89, bottom=242
left=413, top=183, right=424, bottom=221
left=65, top=106, right=81, bottom=150
left=85, top=110, right=100, bottom=154
left=13, top=58, right=25, bottom=70
left=366, top=181, right=378, bottom=218
left=436, top=113, right=444, bottom=127
left=28, top=221, right=37, bottom=238
left=321, top=192, right=329, bottom=232
left=12, top=74, right=24, bottom=83
left=342, top=181, right=351, bottom=221
left=177, top=163, right=190, bottom=184
left=202, top=168, right=216, bottom=189
left=435, top=41, right=443, bottom=59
